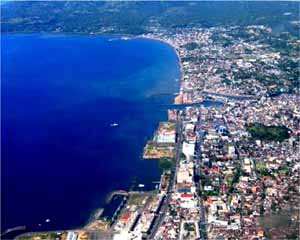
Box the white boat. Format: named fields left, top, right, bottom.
left=110, top=123, right=119, bottom=127
left=45, top=219, right=50, bottom=223
left=138, top=184, right=145, bottom=188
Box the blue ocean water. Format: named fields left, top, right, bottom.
left=1, top=34, right=180, bottom=233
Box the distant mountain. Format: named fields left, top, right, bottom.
left=1, top=1, right=299, bottom=35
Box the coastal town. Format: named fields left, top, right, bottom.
left=16, top=24, right=299, bottom=240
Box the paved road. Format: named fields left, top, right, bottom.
left=147, top=115, right=184, bottom=239
left=194, top=125, right=208, bottom=239
left=192, top=113, right=207, bottom=238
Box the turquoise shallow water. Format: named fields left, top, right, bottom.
left=2, top=34, right=180, bottom=233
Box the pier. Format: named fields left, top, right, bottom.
left=110, top=196, right=128, bottom=226
left=106, top=190, right=129, bottom=203
left=1, top=226, right=26, bottom=238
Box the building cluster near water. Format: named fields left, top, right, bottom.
left=152, top=95, right=299, bottom=240
left=46, top=92, right=299, bottom=240
left=143, top=121, right=177, bottom=159
left=112, top=193, right=166, bottom=240
left=16, top=23, right=300, bottom=240
left=118, top=24, right=299, bottom=240
left=143, top=24, right=299, bottom=104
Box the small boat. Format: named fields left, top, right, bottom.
left=121, top=36, right=130, bottom=40
left=138, top=184, right=145, bottom=188
left=110, top=123, right=119, bottom=127
left=45, top=219, right=50, bottom=223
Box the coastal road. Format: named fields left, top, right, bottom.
left=194, top=123, right=208, bottom=239
left=147, top=115, right=184, bottom=239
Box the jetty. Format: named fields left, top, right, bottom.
left=1, top=226, right=26, bottom=237
left=107, top=190, right=129, bottom=203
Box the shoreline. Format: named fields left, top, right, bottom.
left=7, top=32, right=225, bottom=239
left=9, top=31, right=266, bottom=240
left=82, top=33, right=184, bottom=231
left=138, top=35, right=184, bottom=97
left=6, top=32, right=234, bottom=239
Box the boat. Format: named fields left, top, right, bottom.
left=138, top=184, right=145, bottom=188
left=121, top=36, right=130, bottom=40
left=110, top=123, right=119, bottom=127
left=45, top=219, right=50, bottom=223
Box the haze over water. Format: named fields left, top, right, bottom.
left=2, top=34, right=180, bottom=232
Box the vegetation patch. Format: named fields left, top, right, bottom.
left=182, top=42, right=199, bottom=50
left=158, top=158, right=173, bottom=170
left=246, top=123, right=290, bottom=142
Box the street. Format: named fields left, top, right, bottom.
left=147, top=114, right=184, bottom=239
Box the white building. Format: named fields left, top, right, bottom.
left=182, top=141, right=195, bottom=160
left=157, top=131, right=176, bottom=143
left=66, top=232, right=78, bottom=240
